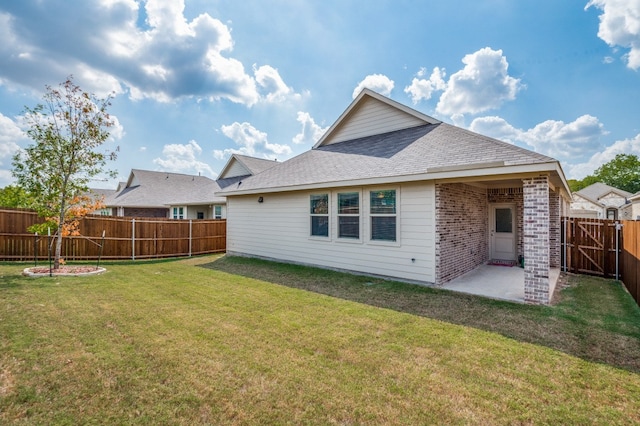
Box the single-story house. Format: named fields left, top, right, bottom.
left=570, top=182, right=632, bottom=220
left=102, top=169, right=227, bottom=219
left=218, top=89, right=572, bottom=305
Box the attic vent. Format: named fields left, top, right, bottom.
left=488, top=187, right=523, bottom=195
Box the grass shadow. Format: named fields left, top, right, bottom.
left=201, top=255, right=640, bottom=374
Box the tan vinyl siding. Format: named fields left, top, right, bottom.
left=220, top=160, right=251, bottom=179
left=226, top=182, right=435, bottom=283
left=323, top=97, right=426, bottom=146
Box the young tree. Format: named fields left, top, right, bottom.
left=12, top=76, right=118, bottom=269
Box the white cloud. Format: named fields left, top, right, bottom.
left=468, top=116, right=521, bottom=143
left=586, top=0, right=640, bottom=70
left=0, top=113, right=28, bottom=186
left=469, top=114, right=608, bottom=160
left=108, top=115, right=125, bottom=141
left=0, top=0, right=300, bottom=106
left=254, top=64, right=299, bottom=103
left=352, top=74, right=394, bottom=99
left=0, top=113, right=25, bottom=158
left=404, top=67, right=447, bottom=104
left=567, top=133, right=640, bottom=179
left=214, top=122, right=292, bottom=160
left=436, top=47, right=522, bottom=117
left=519, top=115, right=607, bottom=157
left=152, top=140, right=215, bottom=177
left=292, top=112, right=328, bottom=145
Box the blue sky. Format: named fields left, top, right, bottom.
left=1, top=0, right=639, bottom=188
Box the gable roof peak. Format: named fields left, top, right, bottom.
left=313, top=88, right=441, bottom=149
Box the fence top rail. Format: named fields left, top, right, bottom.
left=84, top=215, right=224, bottom=223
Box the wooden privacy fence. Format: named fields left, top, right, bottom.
left=562, top=217, right=639, bottom=306
left=0, top=208, right=226, bottom=261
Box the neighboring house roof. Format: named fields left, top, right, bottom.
left=107, top=169, right=225, bottom=208
left=219, top=89, right=567, bottom=196
left=574, top=183, right=632, bottom=206
left=217, top=154, right=279, bottom=188
left=88, top=187, right=117, bottom=201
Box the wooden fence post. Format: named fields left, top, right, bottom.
left=131, top=218, right=136, bottom=260
left=189, top=219, right=192, bottom=257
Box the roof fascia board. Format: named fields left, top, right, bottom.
left=312, top=88, right=441, bottom=149
left=218, top=162, right=561, bottom=196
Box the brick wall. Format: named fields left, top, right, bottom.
left=435, top=183, right=488, bottom=285
left=488, top=187, right=523, bottom=259
left=549, top=189, right=560, bottom=268
left=522, top=177, right=550, bottom=304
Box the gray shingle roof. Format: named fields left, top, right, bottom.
left=575, top=182, right=632, bottom=201
left=107, top=169, right=225, bottom=207
left=219, top=123, right=558, bottom=194
left=216, top=155, right=280, bottom=189
left=234, top=155, right=279, bottom=175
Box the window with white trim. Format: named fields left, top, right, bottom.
left=310, top=194, right=329, bottom=237
left=172, top=206, right=185, bottom=219
left=370, top=190, right=396, bottom=241
left=214, top=205, right=222, bottom=219
left=337, top=192, right=360, bottom=239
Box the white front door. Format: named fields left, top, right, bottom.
left=490, top=204, right=516, bottom=261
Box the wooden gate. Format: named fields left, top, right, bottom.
left=562, top=217, right=621, bottom=279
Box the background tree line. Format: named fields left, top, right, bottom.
left=567, top=153, right=640, bottom=194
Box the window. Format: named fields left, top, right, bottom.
left=338, top=192, right=360, bottom=239
left=606, top=208, right=617, bottom=220
left=310, top=194, right=329, bottom=237
left=197, top=211, right=204, bottom=219
left=370, top=190, right=396, bottom=241
left=172, top=207, right=184, bottom=219
left=214, top=205, right=222, bottom=219
left=495, top=208, right=513, bottom=233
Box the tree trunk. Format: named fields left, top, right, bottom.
left=55, top=201, right=65, bottom=269
left=54, top=225, right=63, bottom=269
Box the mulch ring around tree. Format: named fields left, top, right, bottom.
left=22, top=265, right=106, bottom=277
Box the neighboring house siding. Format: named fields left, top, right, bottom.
left=621, top=202, right=640, bottom=220
left=599, top=192, right=626, bottom=207
left=435, top=183, right=488, bottom=284
left=571, top=194, right=602, bottom=217
left=224, top=161, right=250, bottom=179
left=226, top=182, right=436, bottom=283
left=325, top=97, right=425, bottom=145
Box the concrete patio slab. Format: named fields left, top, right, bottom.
left=441, top=264, right=560, bottom=303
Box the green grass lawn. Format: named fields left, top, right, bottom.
left=1, top=255, right=639, bottom=425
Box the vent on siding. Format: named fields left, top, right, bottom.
left=487, top=187, right=523, bottom=195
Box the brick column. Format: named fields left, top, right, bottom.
left=523, top=177, right=550, bottom=304
left=549, top=189, right=560, bottom=268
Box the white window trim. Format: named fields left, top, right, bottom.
left=214, top=205, right=223, bottom=219
left=309, top=193, right=331, bottom=240
left=367, top=187, right=401, bottom=247
left=335, top=190, right=363, bottom=243
left=172, top=206, right=186, bottom=219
